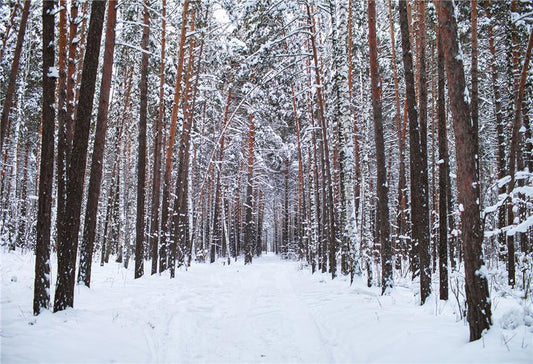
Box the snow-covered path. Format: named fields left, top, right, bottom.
left=1, top=252, right=531, bottom=363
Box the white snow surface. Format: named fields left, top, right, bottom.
left=1, top=251, right=532, bottom=363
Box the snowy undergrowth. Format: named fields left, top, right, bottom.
left=1, top=250, right=532, bottom=363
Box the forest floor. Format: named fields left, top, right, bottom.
left=1, top=250, right=532, bottom=363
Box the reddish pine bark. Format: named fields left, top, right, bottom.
left=160, top=0, right=190, bottom=273
left=438, top=0, right=492, bottom=341
left=170, top=13, right=197, bottom=276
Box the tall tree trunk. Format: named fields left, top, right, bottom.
left=435, top=13, right=449, bottom=300
left=78, top=0, right=117, bottom=287
left=135, top=0, right=150, bottom=279
left=66, top=0, right=82, bottom=153
left=416, top=0, right=432, bottom=304
left=306, top=3, right=337, bottom=279
left=438, top=0, right=492, bottom=341
left=33, top=0, right=56, bottom=316
left=244, top=115, right=255, bottom=264
left=368, top=0, right=392, bottom=293
left=0, top=0, right=30, bottom=154
left=507, top=3, right=533, bottom=287
left=56, top=1, right=82, bottom=241
left=389, top=0, right=407, bottom=269
left=73, top=1, right=90, bottom=117
left=347, top=0, right=361, bottom=281
left=160, top=0, right=190, bottom=273
left=471, top=0, right=480, bottom=179
left=483, top=0, right=507, bottom=266
left=399, top=0, right=430, bottom=303
left=54, top=0, right=107, bottom=312
left=150, top=0, right=167, bottom=275
left=56, top=0, right=69, bottom=259
left=171, top=12, right=197, bottom=276
left=211, top=88, right=232, bottom=263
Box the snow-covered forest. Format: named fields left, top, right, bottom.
left=1, top=0, right=533, bottom=362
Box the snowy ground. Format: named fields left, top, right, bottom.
left=1, top=250, right=532, bottom=363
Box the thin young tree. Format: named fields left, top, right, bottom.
left=388, top=0, right=408, bottom=265
left=507, top=1, right=533, bottom=287
left=483, top=0, right=507, bottom=264
left=368, top=0, right=392, bottom=293
left=150, top=0, right=167, bottom=275
left=135, top=0, right=150, bottom=279
left=416, top=0, right=432, bottom=302
left=306, top=2, right=337, bottom=279
left=435, top=7, right=449, bottom=300
left=33, top=0, right=57, bottom=316
left=244, top=115, right=256, bottom=264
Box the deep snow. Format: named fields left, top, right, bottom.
left=1, top=251, right=532, bottom=363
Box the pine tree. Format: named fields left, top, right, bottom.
left=438, top=0, right=492, bottom=341
left=54, top=0, right=107, bottom=312
left=78, top=0, right=118, bottom=287
left=33, top=0, right=56, bottom=316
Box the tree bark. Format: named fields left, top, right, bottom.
left=399, top=0, right=430, bottom=302
left=33, top=0, right=56, bottom=316
left=483, top=0, right=507, bottom=265
left=435, top=12, right=449, bottom=300
left=368, top=0, right=392, bottom=293
left=507, top=6, right=533, bottom=287
left=416, top=0, right=432, bottom=304
left=171, top=12, right=197, bottom=276
left=150, top=0, right=166, bottom=275
left=244, top=115, right=255, bottom=264
left=160, top=0, right=190, bottom=273
left=78, top=0, right=117, bottom=287
left=388, top=0, right=407, bottom=268
left=306, top=3, right=337, bottom=279
left=438, top=0, right=492, bottom=341
left=135, top=0, right=150, bottom=279
left=54, top=0, right=107, bottom=312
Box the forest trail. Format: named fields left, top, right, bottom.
left=1, top=252, right=531, bottom=363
